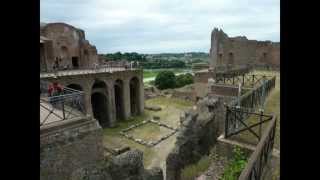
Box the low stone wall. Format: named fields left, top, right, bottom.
left=119, top=119, right=178, bottom=147
left=166, top=97, right=222, bottom=180
left=40, top=117, right=105, bottom=180
left=172, top=90, right=196, bottom=102
left=70, top=149, right=164, bottom=180
left=40, top=117, right=164, bottom=180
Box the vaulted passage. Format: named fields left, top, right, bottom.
left=114, top=79, right=124, bottom=120
left=91, top=80, right=109, bottom=127
left=130, top=77, right=140, bottom=116
left=91, top=92, right=109, bottom=127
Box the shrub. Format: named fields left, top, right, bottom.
left=154, top=71, right=176, bottom=90
left=176, top=73, right=194, bottom=88
left=220, top=146, right=247, bottom=180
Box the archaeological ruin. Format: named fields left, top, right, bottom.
left=40, top=24, right=280, bottom=180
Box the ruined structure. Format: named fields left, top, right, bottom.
left=209, top=28, right=280, bottom=69
left=40, top=22, right=144, bottom=127
left=40, top=22, right=99, bottom=72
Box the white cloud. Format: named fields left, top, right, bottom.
left=41, top=0, right=279, bottom=54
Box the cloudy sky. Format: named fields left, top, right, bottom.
left=40, top=0, right=280, bottom=54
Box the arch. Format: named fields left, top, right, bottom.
left=61, top=46, right=69, bottom=59
left=91, top=79, right=110, bottom=127
left=92, top=79, right=107, bottom=89
left=66, top=83, right=83, bottom=91
left=130, top=77, right=140, bottom=116
left=91, top=92, right=109, bottom=127
left=114, top=79, right=125, bottom=120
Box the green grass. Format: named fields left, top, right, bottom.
left=102, top=96, right=193, bottom=167
left=220, top=146, right=248, bottom=180
left=143, top=71, right=159, bottom=79
left=126, top=123, right=174, bottom=142
left=181, top=155, right=212, bottom=180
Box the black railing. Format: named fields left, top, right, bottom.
left=225, top=106, right=274, bottom=141
left=229, top=76, right=276, bottom=108
left=238, top=115, right=277, bottom=180
left=40, top=81, right=85, bottom=126
left=215, top=73, right=275, bottom=88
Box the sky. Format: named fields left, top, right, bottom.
left=40, top=0, right=280, bottom=54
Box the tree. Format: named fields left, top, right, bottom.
left=155, top=71, right=176, bottom=90
left=175, top=73, right=194, bottom=88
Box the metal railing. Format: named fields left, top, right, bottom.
left=40, top=80, right=85, bottom=126
left=229, top=76, right=276, bottom=108
left=215, top=73, right=275, bottom=88
left=40, top=61, right=141, bottom=77
left=238, top=115, right=277, bottom=180
left=225, top=106, right=274, bottom=141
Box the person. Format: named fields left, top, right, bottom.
left=48, top=82, right=63, bottom=97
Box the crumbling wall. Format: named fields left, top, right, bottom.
left=166, top=97, right=222, bottom=180
left=209, top=28, right=280, bottom=69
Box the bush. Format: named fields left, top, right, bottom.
left=154, top=71, right=176, bottom=90
left=220, top=146, right=247, bottom=180
left=176, top=73, right=194, bottom=88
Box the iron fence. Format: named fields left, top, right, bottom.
left=224, top=106, right=274, bottom=141
left=215, top=73, right=275, bottom=88
left=238, top=115, right=277, bottom=180
left=229, top=76, right=276, bottom=108
left=40, top=80, right=85, bottom=126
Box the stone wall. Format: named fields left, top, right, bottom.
left=40, top=22, right=99, bottom=71
left=209, top=28, right=280, bottom=69
left=40, top=117, right=163, bottom=180
left=166, top=97, right=223, bottom=180
left=40, top=117, right=104, bottom=180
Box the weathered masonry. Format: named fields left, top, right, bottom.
left=41, top=70, right=144, bottom=127
left=40, top=22, right=144, bottom=127
left=40, top=22, right=100, bottom=72
left=209, top=28, right=280, bottom=69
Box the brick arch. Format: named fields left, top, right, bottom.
left=91, top=79, right=110, bottom=127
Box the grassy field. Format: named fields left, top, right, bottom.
left=102, top=96, right=193, bottom=168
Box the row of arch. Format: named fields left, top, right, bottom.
left=67, top=76, right=141, bottom=128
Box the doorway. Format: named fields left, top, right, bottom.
left=72, top=57, right=79, bottom=69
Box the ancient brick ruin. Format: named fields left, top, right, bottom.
left=209, top=28, right=280, bottom=70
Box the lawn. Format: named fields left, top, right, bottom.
left=102, top=96, right=193, bottom=168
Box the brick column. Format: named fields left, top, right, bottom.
left=83, top=86, right=93, bottom=117
left=123, top=79, right=131, bottom=120
left=138, top=75, right=144, bottom=115
left=106, top=80, right=117, bottom=127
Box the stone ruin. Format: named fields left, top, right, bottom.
left=166, top=97, right=224, bottom=180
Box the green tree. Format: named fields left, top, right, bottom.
left=155, top=71, right=176, bottom=90
left=176, top=73, right=194, bottom=88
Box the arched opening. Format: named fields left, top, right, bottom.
left=114, top=79, right=124, bottom=120
left=218, top=53, right=223, bottom=65
left=61, top=46, right=69, bottom=59
left=228, top=52, right=234, bottom=65
left=91, top=92, right=109, bottom=127
left=67, top=84, right=83, bottom=91
left=91, top=80, right=109, bottom=127
left=130, top=77, right=140, bottom=116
